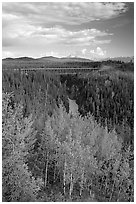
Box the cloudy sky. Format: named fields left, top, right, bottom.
left=2, top=2, right=134, bottom=59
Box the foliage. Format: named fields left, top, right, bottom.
left=2, top=65, right=134, bottom=201
left=2, top=93, right=42, bottom=202
left=2, top=70, right=68, bottom=118
left=60, top=69, right=134, bottom=144
left=26, top=103, right=133, bottom=201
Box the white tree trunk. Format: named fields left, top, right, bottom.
left=44, top=151, right=49, bottom=189
left=69, top=173, right=73, bottom=199
left=63, top=155, right=66, bottom=196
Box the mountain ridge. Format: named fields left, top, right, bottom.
left=3, top=55, right=134, bottom=63
left=3, top=56, right=92, bottom=62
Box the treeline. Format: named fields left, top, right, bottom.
left=3, top=59, right=134, bottom=71
left=2, top=60, right=101, bottom=70
left=102, top=60, right=134, bottom=72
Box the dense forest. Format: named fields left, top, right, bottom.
left=2, top=63, right=134, bottom=202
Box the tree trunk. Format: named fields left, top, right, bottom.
left=69, top=173, right=73, bottom=199
left=80, top=170, right=84, bottom=197
left=43, top=151, right=49, bottom=189
left=109, top=178, right=116, bottom=201
left=53, top=163, right=56, bottom=183
left=117, top=180, right=123, bottom=202
left=63, top=155, right=66, bottom=196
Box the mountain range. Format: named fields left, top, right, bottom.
left=3, top=56, right=92, bottom=63
left=3, top=56, right=134, bottom=63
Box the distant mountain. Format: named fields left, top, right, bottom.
left=2, top=55, right=94, bottom=70
left=3, top=56, right=134, bottom=63
left=38, top=56, right=59, bottom=61
left=3, top=57, right=35, bottom=61
left=15, top=57, right=35, bottom=61
left=60, top=57, right=92, bottom=62
left=37, top=56, right=92, bottom=63
left=104, top=56, right=134, bottom=63
left=3, top=55, right=133, bottom=70
left=3, top=56, right=92, bottom=62
left=3, top=57, right=14, bottom=61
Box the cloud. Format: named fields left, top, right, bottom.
left=2, top=2, right=128, bottom=25
left=44, top=51, right=62, bottom=58
left=2, top=51, right=14, bottom=58
left=90, top=47, right=106, bottom=57
left=96, top=47, right=106, bottom=56
left=3, top=21, right=112, bottom=49
left=32, top=27, right=112, bottom=47
left=4, top=2, right=126, bottom=58
left=82, top=48, right=87, bottom=55
left=2, top=19, right=110, bottom=58
left=90, top=50, right=95, bottom=54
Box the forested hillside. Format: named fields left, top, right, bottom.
left=2, top=66, right=134, bottom=202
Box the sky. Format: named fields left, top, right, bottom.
left=2, top=2, right=134, bottom=59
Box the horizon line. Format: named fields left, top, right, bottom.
left=2, top=55, right=134, bottom=60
